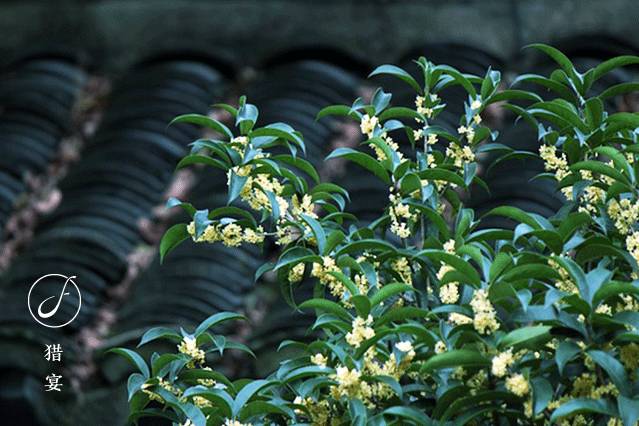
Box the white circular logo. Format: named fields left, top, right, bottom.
left=28, top=274, right=82, bottom=328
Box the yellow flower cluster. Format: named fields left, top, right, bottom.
left=388, top=191, right=417, bottom=238
left=193, top=395, right=212, bottom=408
left=311, top=256, right=345, bottom=299
left=414, top=128, right=439, bottom=146
left=395, top=340, right=415, bottom=356
left=549, top=258, right=578, bottom=294
left=391, top=257, right=413, bottom=285
left=539, top=144, right=570, bottom=182
left=288, top=263, right=305, bottom=283
left=470, top=289, right=499, bottom=334
left=141, top=377, right=181, bottom=403
left=415, top=95, right=436, bottom=119
left=310, top=353, right=328, bottom=368
left=616, top=294, right=639, bottom=312
left=360, top=114, right=379, bottom=138
left=330, top=366, right=372, bottom=401
left=439, top=283, right=459, bottom=304
left=576, top=171, right=606, bottom=215
left=346, top=315, right=375, bottom=348
left=293, top=396, right=331, bottom=425
left=505, top=373, right=529, bottom=397
left=237, top=171, right=288, bottom=214
left=448, top=312, right=473, bottom=326
left=446, top=143, right=475, bottom=168
left=361, top=344, right=414, bottom=402
left=354, top=274, right=369, bottom=295
left=291, top=194, right=317, bottom=219
left=608, top=198, right=639, bottom=235
left=197, top=366, right=216, bottom=387
left=187, top=221, right=264, bottom=247
left=275, top=224, right=298, bottom=246
left=435, top=341, right=447, bottom=353
left=491, top=348, right=514, bottom=377
left=570, top=372, right=618, bottom=399
left=457, top=125, right=475, bottom=143
left=620, top=343, right=639, bottom=371
left=443, top=239, right=456, bottom=253
left=370, top=135, right=405, bottom=163
left=627, top=232, right=639, bottom=265
left=177, top=336, right=206, bottom=367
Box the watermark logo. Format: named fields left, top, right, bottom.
left=28, top=274, right=81, bottom=328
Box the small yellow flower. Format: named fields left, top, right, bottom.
left=288, top=263, right=305, bottom=283
left=471, top=99, right=482, bottom=110
left=491, top=349, right=514, bottom=378
left=346, top=315, right=375, bottom=347
left=505, top=373, right=530, bottom=397
left=360, top=114, right=379, bottom=138
left=470, top=289, right=499, bottom=335
left=439, top=282, right=459, bottom=304
left=435, top=341, right=447, bottom=354
left=310, top=353, right=328, bottom=367
left=177, top=336, right=205, bottom=367
left=449, top=312, right=473, bottom=326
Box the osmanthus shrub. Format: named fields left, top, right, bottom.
left=111, top=45, right=639, bottom=425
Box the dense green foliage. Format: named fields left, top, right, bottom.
left=112, top=45, right=639, bottom=425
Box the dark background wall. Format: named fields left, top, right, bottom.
left=1, top=0, right=638, bottom=71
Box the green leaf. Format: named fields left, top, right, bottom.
left=195, top=312, right=246, bottom=337
left=176, top=154, right=228, bottom=171
left=592, top=55, right=639, bottom=82
left=382, top=406, right=432, bottom=424
left=275, top=246, right=321, bottom=270
left=498, top=325, right=552, bottom=350
left=107, top=348, right=150, bottom=378
left=236, top=103, right=259, bottom=134
left=531, top=378, right=553, bottom=416
left=371, top=87, right=392, bottom=114
left=418, top=168, right=466, bottom=188
left=228, top=172, right=249, bottom=204
left=299, top=298, right=351, bottom=322
left=325, top=147, right=391, bottom=184
left=571, top=160, right=630, bottom=186
left=351, top=295, right=371, bottom=318
left=500, top=264, right=560, bottom=283
left=370, top=283, right=414, bottom=307
left=618, top=395, right=639, bottom=426
left=182, top=386, right=233, bottom=418
left=232, top=380, right=277, bottom=417
left=600, top=82, right=639, bottom=99
left=417, top=250, right=481, bottom=286
left=169, top=114, right=233, bottom=140
left=300, top=213, right=326, bottom=255
left=369, top=64, right=422, bottom=93
left=511, top=73, right=574, bottom=101
left=526, top=43, right=581, bottom=84
left=555, top=341, right=581, bottom=375
left=159, top=223, right=190, bottom=263
left=138, top=327, right=181, bottom=347
left=336, top=239, right=397, bottom=257
left=127, top=373, right=145, bottom=401
left=240, top=401, right=289, bottom=421
left=550, top=398, right=617, bottom=422
left=487, top=89, right=543, bottom=104
left=593, top=281, right=639, bottom=307
left=484, top=206, right=542, bottom=230
left=587, top=350, right=630, bottom=396
left=421, top=350, right=489, bottom=373
left=273, top=154, right=320, bottom=184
